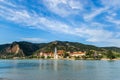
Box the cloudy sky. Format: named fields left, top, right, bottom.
left=0, top=0, right=120, bottom=47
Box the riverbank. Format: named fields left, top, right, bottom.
left=1, top=57, right=120, bottom=60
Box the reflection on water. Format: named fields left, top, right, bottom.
left=0, top=60, right=120, bottom=80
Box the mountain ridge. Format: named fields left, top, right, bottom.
left=0, top=41, right=120, bottom=58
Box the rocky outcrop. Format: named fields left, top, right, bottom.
left=0, top=41, right=43, bottom=58
left=7, top=43, right=21, bottom=54
left=0, top=41, right=120, bottom=59
left=0, top=42, right=24, bottom=58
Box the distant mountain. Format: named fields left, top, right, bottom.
left=0, top=41, right=46, bottom=58
left=38, top=41, right=101, bottom=53
left=0, top=42, right=24, bottom=58
left=16, top=41, right=46, bottom=56
left=0, top=41, right=120, bottom=58
left=0, top=44, right=10, bottom=51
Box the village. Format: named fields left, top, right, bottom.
left=35, top=49, right=86, bottom=59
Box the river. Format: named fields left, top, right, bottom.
left=0, top=60, right=120, bottom=80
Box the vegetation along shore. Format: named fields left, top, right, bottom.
left=0, top=41, right=120, bottom=60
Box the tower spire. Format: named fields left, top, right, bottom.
left=54, top=47, right=58, bottom=59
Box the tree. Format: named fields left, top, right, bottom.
left=107, top=50, right=116, bottom=59
left=47, top=56, right=51, bottom=59
left=41, top=56, right=45, bottom=59
left=86, top=50, right=95, bottom=58
left=63, top=52, right=69, bottom=58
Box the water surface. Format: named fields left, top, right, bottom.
left=0, top=60, right=120, bottom=80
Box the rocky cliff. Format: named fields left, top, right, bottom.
left=0, top=42, right=24, bottom=58
left=0, top=41, right=120, bottom=58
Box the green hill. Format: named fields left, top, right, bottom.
left=0, top=41, right=120, bottom=59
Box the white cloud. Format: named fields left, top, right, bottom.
left=0, top=2, right=115, bottom=37
left=0, top=0, right=120, bottom=47
left=84, top=7, right=108, bottom=21
left=0, top=5, right=113, bottom=43
left=74, top=27, right=113, bottom=42
left=98, top=0, right=120, bottom=30
left=21, top=38, right=47, bottom=43
left=106, top=15, right=120, bottom=26
left=101, top=0, right=120, bottom=9
left=0, top=0, right=17, bottom=7
left=68, top=0, right=83, bottom=10
left=43, top=0, right=83, bottom=17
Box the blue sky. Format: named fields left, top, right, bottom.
left=0, top=0, right=120, bottom=47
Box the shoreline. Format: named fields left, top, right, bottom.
left=1, top=58, right=120, bottom=61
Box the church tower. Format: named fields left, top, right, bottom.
left=54, top=47, right=58, bottom=59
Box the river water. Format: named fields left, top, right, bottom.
left=0, top=60, right=120, bottom=80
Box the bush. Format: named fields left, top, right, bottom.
left=107, top=50, right=116, bottom=59
left=63, top=52, right=69, bottom=58
left=47, top=56, right=51, bottom=59
left=41, top=56, right=45, bottom=59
